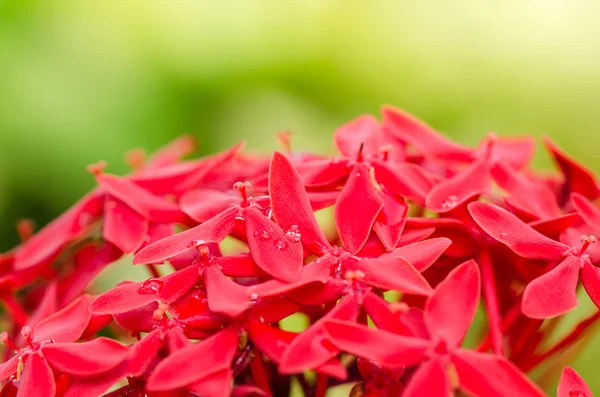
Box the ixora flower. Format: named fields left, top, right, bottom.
left=3, top=105, right=600, bottom=396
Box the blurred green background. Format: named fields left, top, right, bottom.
left=2, top=0, right=600, bottom=393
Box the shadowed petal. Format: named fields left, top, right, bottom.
left=373, top=194, right=408, bottom=251
left=403, top=358, right=450, bottom=397
left=133, top=206, right=237, bottom=265
left=468, top=202, right=569, bottom=260
left=452, top=349, right=545, bottom=397
left=572, top=193, right=600, bottom=230
left=128, top=330, right=164, bottom=376
left=522, top=256, right=580, bottom=319
left=558, top=367, right=593, bottom=397
left=61, top=362, right=129, bottom=397
left=334, top=163, right=383, bottom=253
left=425, top=260, right=480, bottom=348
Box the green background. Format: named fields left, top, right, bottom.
left=1, top=0, right=600, bottom=394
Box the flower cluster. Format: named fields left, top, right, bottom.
left=0, top=106, right=598, bottom=396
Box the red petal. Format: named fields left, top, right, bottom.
left=128, top=330, right=164, bottom=376
left=247, top=318, right=295, bottom=363
left=295, top=158, right=351, bottom=187
left=42, top=337, right=129, bottom=376
left=372, top=161, right=436, bottom=204
left=353, top=257, right=433, bottom=296
left=529, top=213, right=580, bottom=240
left=426, top=160, right=491, bottom=213
left=403, top=358, right=450, bottom=397
left=95, top=173, right=184, bottom=223
left=452, top=349, right=545, bottom=397
left=61, top=362, right=129, bottom=397
left=90, top=281, right=157, bottom=315
left=279, top=296, right=359, bottom=373
left=269, top=152, right=331, bottom=253
left=425, top=260, right=480, bottom=348
left=217, top=253, right=267, bottom=278
left=522, top=256, right=580, bottom=319
left=133, top=206, right=237, bottom=265
left=34, top=294, right=93, bottom=343
left=0, top=354, right=19, bottom=382
left=17, top=352, right=55, bottom=397
left=468, top=202, right=569, bottom=260
left=180, top=189, right=240, bottom=222
left=103, top=197, right=148, bottom=254
left=146, top=326, right=238, bottom=391
left=323, top=320, right=430, bottom=367
left=333, top=115, right=382, bottom=157
left=544, top=136, right=600, bottom=200
left=245, top=206, right=303, bottom=282
left=362, top=292, right=428, bottom=338
left=158, top=265, right=202, bottom=304
left=334, top=163, right=384, bottom=253
left=382, top=238, right=452, bottom=272
left=204, top=267, right=251, bottom=318
left=381, top=105, right=474, bottom=162
left=487, top=136, right=536, bottom=170
left=188, top=369, right=233, bottom=397
left=145, top=134, right=197, bottom=169
left=558, top=367, right=593, bottom=397
left=113, top=299, right=158, bottom=332
left=580, top=262, right=600, bottom=312
left=572, top=193, right=600, bottom=230
left=373, top=193, right=408, bottom=251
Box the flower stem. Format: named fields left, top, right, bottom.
left=480, top=249, right=504, bottom=356
left=477, top=297, right=522, bottom=352
left=315, top=374, right=328, bottom=397
left=145, top=263, right=162, bottom=279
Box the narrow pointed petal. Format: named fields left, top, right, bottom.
left=381, top=105, right=474, bottom=162
left=17, top=352, right=55, bottom=397
left=42, top=337, right=129, bottom=376
left=580, top=262, right=600, bottom=311
left=146, top=134, right=197, bottom=169
left=373, top=194, right=408, bottom=251
left=558, top=367, right=593, bottom=397
left=425, top=260, right=480, bottom=348
left=333, top=115, right=382, bottom=157
left=146, top=326, right=239, bottom=391
left=529, top=213, right=580, bottom=240
left=353, top=257, right=433, bottom=296
left=61, top=362, right=129, bottom=397
left=488, top=136, right=536, bottom=169
left=247, top=318, right=295, bottom=363
left=90, top=281, right=157, bottom=315
left=103, top=197, right=148, bottom=254
left=0, top=354, right=19, bottom=382
left=204, top=267, right=251, bottom=318
left=34, top=294, right=93, bottom=343
left=452, top=349, right=545, bottom=397
left=522, top=256, right=580, bottom=319
left=295, top=158, right=351, bottom=187
left=362, top=292, right=429, bottom=338
left=128, top=330, right=164, bottom=376
left=188, top=369, right=233, bottom=397
left=269, top=151, right=331, bottom=252
left=245, top=206, right=303, bottom=282
left=382, top=238, right=452, bottom=272
left=403, top=358, right=450, bottom=397
left=468, top=202, right=569, bottom=260
left=323, top=320, right=430, bottom=367
left=544, top=136, right=600, bottom=200
left=426, top=160, right=491, bottom=213
left=334, top=163, right=383, bottom=253
left=158, top=265, right=202, bottom=304
left=180, top=189, right=240, bottom=223
left=133, top=206, right=237, bottom=265
left=279, top=296, right=359, bottom=373
left=372, top=161, right=436, bottom=204
left=572, top=193, right=600, bottom=230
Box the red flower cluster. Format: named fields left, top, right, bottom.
left=0, top=107, right=598, bottom=396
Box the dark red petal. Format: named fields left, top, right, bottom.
left=452, top=349, right=545, bottom=397
left=402, top=358, right=450, bottom=397
left=34, top=294, right=93, bottom=343
left=279, top=296, right=359, bottom=374
left=572, top=193, right=600, bottom=230
left=323, top=320, right=430, bottom=367
left=103, top=197, right=148, bottom=254
left=425, top=260, right=480, bottom=348
left=557, top=366, right=593, bottom=397
left=133, top=206, right=237, bottom=265
left=204, top=267, right=250, bottom=318
left=180, top=189, right=240, bottom=223
left=113, top=299, right=158, bottom=333
left=128, top=330, right=164, bottom=376
left=334, top=163, right=384, bottom=253
left=544, top=136, right=600, bottom=200
left=269, top=152, right=331, bottom=253
left=17, top=352, right=55, bottom=397
left=232, top=385, right=269, bottom=397
left=580, top=262, right=600, bottom=311
left=353, top=257, right=433, bottom=296
left=522, top=256, right=580, bottom=319
left=468, top=202, right=569, bottom=260
left=426, top=160, right=491, bottom=213
left=381, top=105, right=474, bottom=162
left=333, top=115, right=382, bottom=157
left=381, top=238, right=452, bottom=272
left=245, top=206, right=303, bottom=282
left=42, top=337, right=129, bottom=376
left=146, top=326, right=239, bottom=391
left=95, top=173, right=183, bottom=223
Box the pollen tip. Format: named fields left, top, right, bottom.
left=125, top=148, right=146, bottom=170
left=21, top=326, right=32, bottom=341
left=86, top=161, right=107, bottom=176
left=0, top=331, right=8, bottom=344
left=16, top=219, right=35, bottom=243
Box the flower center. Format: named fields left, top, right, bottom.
left=233, top=181, right=252, bottom=207
left=578, top=235, right=597, bottom=258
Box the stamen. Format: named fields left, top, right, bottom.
left=277, top=131, right=293, bottom=154
left=0, top=332, right=19, bottom=351
left=16, top=219, right=35, bottom=243
left=344, top=270, right=365, bottom=281
left=20, top=326, right=34, bottom=350
left=578, top=235, right=597, bottom=257
left=233, top=181, right=252, bottom=206
left=125, top=148, right=146, bottom=171
left=86, top=161, right=107, bottom=176
left=356, top=142, right=365, bottom=163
